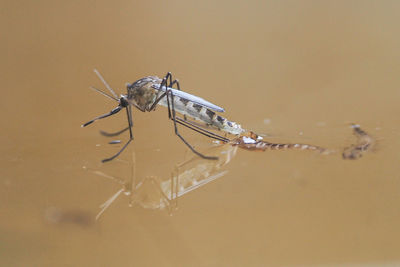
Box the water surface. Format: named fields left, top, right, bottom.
left=1, top=1, right=400, bottom=266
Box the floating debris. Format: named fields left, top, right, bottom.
left=342, top=124, right=375, bottom=160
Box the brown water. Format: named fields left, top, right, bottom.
left=2, top=1, right=400, bottom=266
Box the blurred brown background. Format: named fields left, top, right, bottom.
left=1, top=0, right=400, bottom=266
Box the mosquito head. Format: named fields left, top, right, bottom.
left=119, top=95, right=129, bottom=108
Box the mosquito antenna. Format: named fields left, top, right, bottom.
left=93, top=69, right=118, bottom=99
left=90, top=86, right=118, bottom=101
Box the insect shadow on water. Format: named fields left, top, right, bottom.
left=89, top=144, right=237, bottom=220
left=82, top=70, right=240, bottom=162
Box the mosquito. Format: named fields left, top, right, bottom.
left=82, top=70, right=245, bottom=162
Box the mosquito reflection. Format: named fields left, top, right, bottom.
left=88, top=143, right=237, bottom=220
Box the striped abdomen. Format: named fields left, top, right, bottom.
left=157, top=96, right=245, bottom=135
left=232, top=133, right=330, bottom=154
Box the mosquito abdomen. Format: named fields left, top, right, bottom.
left=158, top=96, right=245, bottom=135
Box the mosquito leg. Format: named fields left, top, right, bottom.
left=166, top=89, right=218, bottom=160
left=162, top=72, right=181, bottom=91
left=172, top=79, right=187, bottom=121
left=149, top=84, right=228, bottom=143
left=148, top=76, right=170, bottom=114
left=100, top=127, right=130, bottom=137
left=151, top=94, right=227, bottom=142
left=100, top=105, right=133, bottom=137
left=169, top=79, right=181, bottom=90
left=175, top=117, right=230, bottom=143
left=163, top=72, right=188, bottom=121
left=162, top=72, right=173, bottom=88
left=148, top=73, right=182, bottom=111
left=128, top=105, right=133, bottom=126
left=102, top=107, right=134, bottom=163
left=81, top=106, right=122, bottom=127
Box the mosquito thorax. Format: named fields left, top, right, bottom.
left=126, top=76, right=162, bottom=111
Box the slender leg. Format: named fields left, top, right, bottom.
left=164, top=74, right=226, bottom=142
left=102, top=107, right=134, bottom=162
left=174, top=117, right=230, bottom=143
left=166, top=89, right=218, bottom=160
left=163, top=72, right=187, bottom=120
left=162, top=72, right=174, bottom=89
left=100, top=127, right=130, bottom=137
left=100, top=105, right=133, bottom=137
left=169, top=79, right=180, bottom=91
left=170, top=78, right=189, bottom=119
left=148, top=75, right=169, bottom=112
left=149, top=84, right=229, bottom=143
left=150, top=73, right=222, bottom=159
left=81, top=106, right=122, bottom=127
left=128, top=105, right=133, bottom=126
left=164, top=72, right=180, bottom=90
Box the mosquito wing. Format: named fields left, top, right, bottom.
left=152, top=84, right=225, bottom=113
